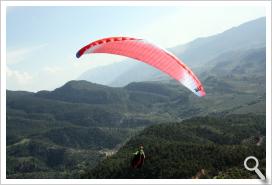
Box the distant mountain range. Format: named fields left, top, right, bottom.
left=78, top=17, right=265, bottom=87
left=6, top=17, right=266, bottom=178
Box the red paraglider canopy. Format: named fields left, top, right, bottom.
left=76, top=36, right=205, bottom=97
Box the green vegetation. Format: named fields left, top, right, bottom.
left=84, top=114, right=265, bottom=179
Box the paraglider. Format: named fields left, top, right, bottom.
left=76, top=36, right=206, bottom=97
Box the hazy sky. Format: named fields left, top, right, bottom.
left=6, top=4, right=266, bottom=91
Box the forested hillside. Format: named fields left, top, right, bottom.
left=84, top=114, right=265, bottom=179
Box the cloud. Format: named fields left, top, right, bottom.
left=6, top=66, right=64, bottom=92
left=6, top=66, right=33, bottom=89
left=7, top=44, right=47, bottom=65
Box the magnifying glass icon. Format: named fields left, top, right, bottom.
left=244, top=156, right=265, bottom=180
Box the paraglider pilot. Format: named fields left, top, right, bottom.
left=131, top=145, right=145, bottom=168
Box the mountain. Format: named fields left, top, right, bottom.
left=84, top=114, right=265, bottom=179
left=78, top=60, right=138, bottom=85
left=78, top=17, right=265, bottom=87
left=174, top=17, right=265, bottom=67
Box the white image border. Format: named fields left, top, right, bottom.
left=1, top=1, right=271, bottom=184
